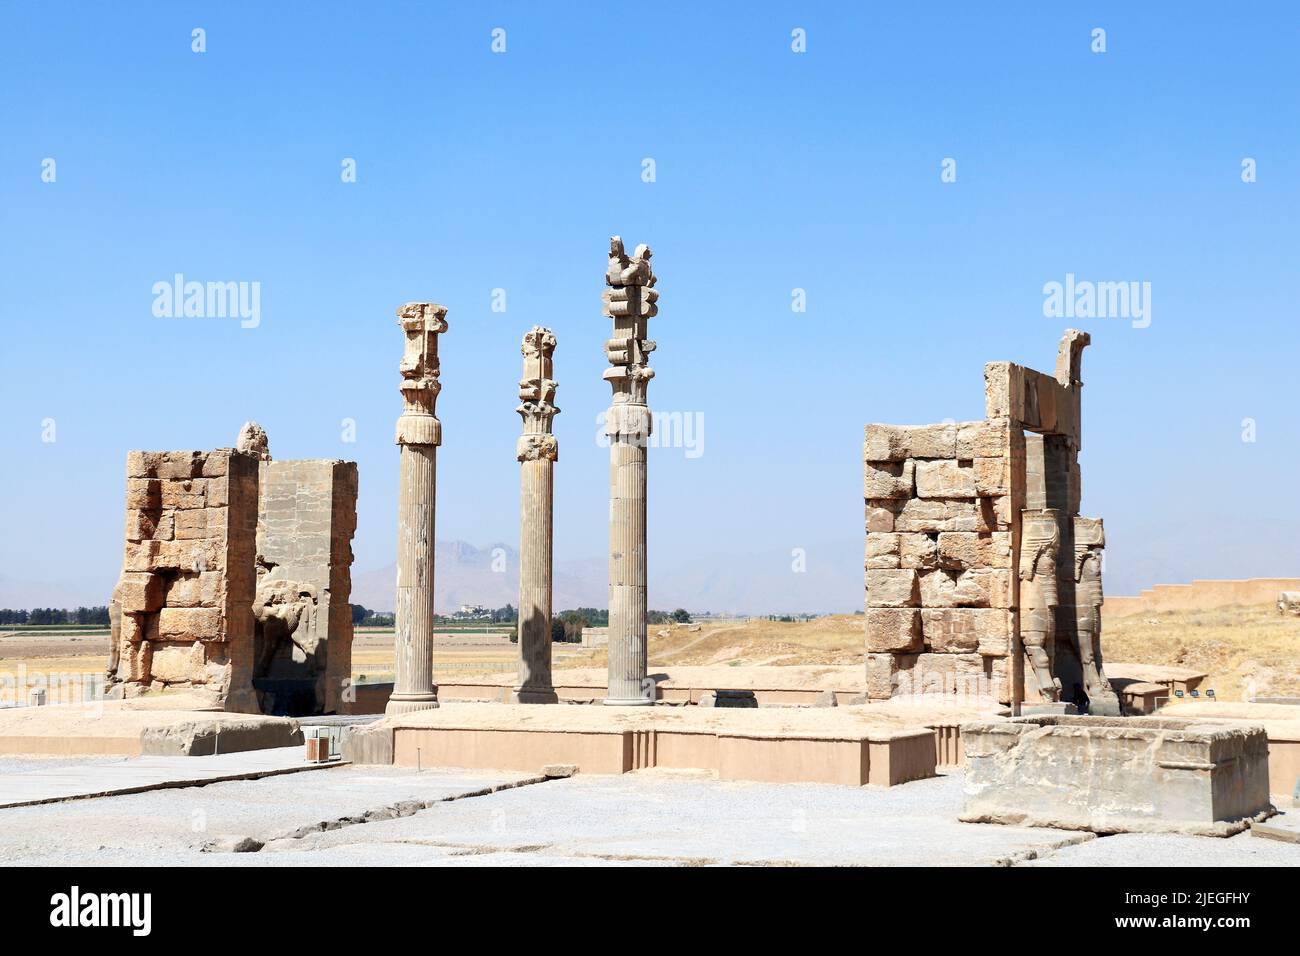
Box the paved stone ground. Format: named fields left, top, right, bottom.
left=0, top=748, right=328, bottom=807
left=0, top=756, right=1294, bottom=866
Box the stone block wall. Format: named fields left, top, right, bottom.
left=253, top=459, right=358, bottom=714
left=864, top=330, right=1118, bottom=712
left=107, top=449, right=259, bottom=704
left=863, top=421, right=1018, bottom=703
left=107, top=437, right=358, bottom=716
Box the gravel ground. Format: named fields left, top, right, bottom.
left=271, top=769, right=1089, bottom=866
left=1, top=763, right=1293, bottom=866
left=0, top=765, right=534, bottom=866
left=1020, top=824, right=1299, bottom=867
left=0, top=755, right=129, bottom=775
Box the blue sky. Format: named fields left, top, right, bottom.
left=1, top=3, right=1296, bottom=607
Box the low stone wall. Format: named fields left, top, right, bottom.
left=961, top=715, right=1273, bottom=836
left=1103, top=578, right=1300, bottom=618
left=344, top=705, right=939, bottom=787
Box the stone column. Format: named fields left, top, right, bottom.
left=601, top=237, right=658, bottom=706
left=386, top=302, right=448, bottom=715
left=512, top=327, right=560, bottom=704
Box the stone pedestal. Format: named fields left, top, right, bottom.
left=512, top=327, right=560, bottom=705
left=387, top=302, right=448, bottom=715
left=961, top=715, right=1274, bottom=836
left=600, top=238, right=658, bottom=706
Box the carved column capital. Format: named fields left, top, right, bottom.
left=396, top=302, right=448, bottom=447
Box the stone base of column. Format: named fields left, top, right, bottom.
left=603, top=696, right=655, bottom=707
left=385, top=691, right=440, bottom=714
left=509, top=687, right=559, bottom=705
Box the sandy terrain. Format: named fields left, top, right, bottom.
left=3, top=605, right=1297, bottom=702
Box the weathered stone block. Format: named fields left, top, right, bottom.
left=918, top=569, right=987, bottom=608
left=125, top=479, right=161, bottom=510
left=863, top=459, right=915, bottom=499
left=866, top=500, right=900, bottom=532
left=864, top=423, right=957, bottom=462
left=200, top=450, right=232, bottom=478
left=957, top=418, right=1009, bottom=459
left=866, top=652, right=918, bottom=700
left=124, top=509, right=173, bottom=542
left=899, top=532, right=939, bottom=570
left=117, top=571, right=164, bottom=614
left=149, top=641, right=206, bottom=683
left=119, top=612, right=147, bottom=644
left=903, top=652, right=1006, bottom=700
left=915, top=459, right=976, bottom=498
left=865, top=532, right=901, bottom=569
left=961, top=716, right=1274, bottom=836
left=865, top=607, right=922, bottom=653
left=163, top=571, right=223, bottom=608
left=866, top=569, right=919, bottom=608
left=892, top=498, right=978, bottom=533
left=161, top=478, right=208, bottom=510
left=174, top=508, right=209, bottom=540
left=922, top=608, right=1012, bottom=656
left=973, top=457, right=1009, bottom=496
left=117, top=640, right=152, bottom=682
left=157, top=606, right=222, bottom=641
left=976, top=495, right=1012, bottom=533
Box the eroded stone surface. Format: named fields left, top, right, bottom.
left=863, top=330, right=1115, bottom=712
left=961, top=716, right=1274, bottom=836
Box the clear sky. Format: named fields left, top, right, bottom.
left=1, top=2, right=1296, bottom=606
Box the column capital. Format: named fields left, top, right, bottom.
left=396, top=302, right=448, bottom=446
left=602, top=236, right=658, bottom=407
left=518, top=325, right=560, bottom=441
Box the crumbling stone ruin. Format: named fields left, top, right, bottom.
left=107, top=425, right=357, bottom=716
left=107, top=448, right=259, bottom=707
left=251, top=429, right=358, bottom=716
left=601, top=237, right=658, bottom=706
left=863, top=330, right=1119, bottom=714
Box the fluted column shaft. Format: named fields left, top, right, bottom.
left=389, top=444, right=438, bottom=711
left=514, top=453, right=557, bottom=701
left=387, top=302, right=447, bottom=715
left=606, top=423, right=650, bottom=704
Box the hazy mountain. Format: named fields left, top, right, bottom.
left=6, top=521, right=1298, bottom=616
left=350, top=541, right=607, bottom=614
left=0, top=574, right=98, bottom=611
left=350, top=538, right=864, bottom=616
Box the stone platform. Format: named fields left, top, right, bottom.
left=343, top=701, right=987, bottom=787
left=0, top=698, right=303, bottom=757
left=1160, top=700, right=1300, bottom=800
left=348, top=665, right=872, bottom=714
left=962, top=715, right=1274, bottom=836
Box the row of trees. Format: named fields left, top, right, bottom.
left=0, top=607, right=111, bottom=626
left=1, top=604, right=694, bottom=630
left=350, top=604, right=692, bottom=634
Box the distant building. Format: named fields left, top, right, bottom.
left=454, top=604, right=489, bottom=619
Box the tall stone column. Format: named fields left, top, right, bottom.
left=601, top=237, right=658, bottom=706
left=512, top=327, right=560, bottom=704
left=386, top=302, right=448, bottom=715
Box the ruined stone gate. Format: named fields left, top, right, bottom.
left=864, top=330, right=1118, bottom=714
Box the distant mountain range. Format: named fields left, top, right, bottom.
left=350, top=539, right=866, bottom=616
left=5, top=521, right=1297, bottom=615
